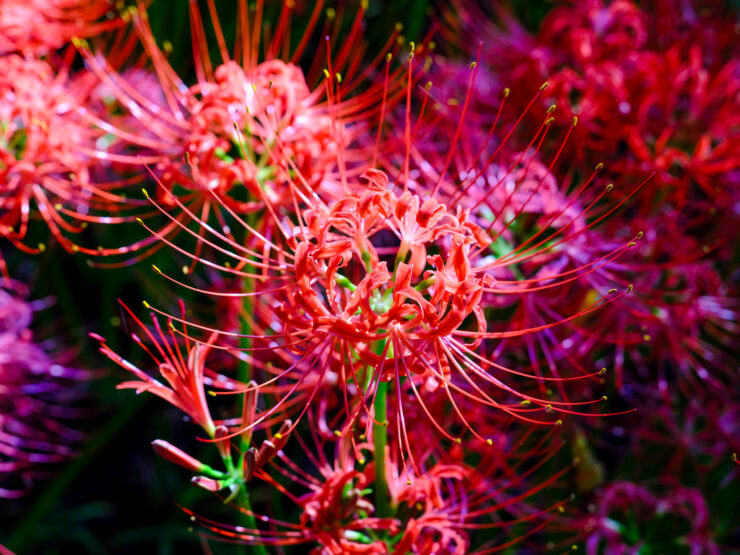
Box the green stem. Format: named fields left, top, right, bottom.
left=373, top=380, right=389, bottom=518
left=235, top=485, right=269, bottom=555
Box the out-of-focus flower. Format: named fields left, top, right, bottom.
left=0, top=0, right=119, bottom=56
left=447, top=0, right=740, bottom=217
left=0, top=281, right=88, bottom=498
left=73, top=1, right=408, bottom=265
left=0, top=54, right=140, bottom=255
left=580, top=481, right=720, bottom=555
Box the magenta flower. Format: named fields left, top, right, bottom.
left=581, top=481, right=720, bottom=555
left=448, top=0, right=740, bottom=212
left=0, top=281, right=88, bottom=498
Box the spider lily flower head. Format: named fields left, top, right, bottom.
left=0, top=281, right=89, bottom=498
left=0, top=0, right=121, bottom=56
left=577, top=481, right=720, bottom=555
left=135, top=54, right=644, bottom=469
left=545, top=211, right=740, bottom=396
left=0, top=53, right=142, bottom=256
left=73, top=0, right=410, bottom=265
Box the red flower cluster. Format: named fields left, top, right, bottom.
left=3, top=0, right=735, bottom=552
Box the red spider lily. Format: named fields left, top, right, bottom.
left=184, top=417, right=570, bottom=554
left=72, top=0, right=412, bottom=266
left=0, top=53, right=146, bottom=255
left=0, top=280, right=89, bottom=498
left=525, top=211, right=739, bottom=397
left=129, top=53, right=646, bottom=483
left=90, top=10, right=661, bottom=552
left=445, top=0, right=740, bottom=213
left=0, top=0, right=120, bottom=56
left=141, top=171, right=631, bottom=445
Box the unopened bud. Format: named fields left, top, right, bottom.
left=152, top=439, right=206, bottom=473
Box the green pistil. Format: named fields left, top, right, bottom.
left=214, top=147, right=235, bottom=164
left=335, top=273, right=357, bottom=292
left=362, top=250, right=373, bottom=272
left=415, top=277, right=435, bottom=291
left=370, top=290, right=393, bottom=314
